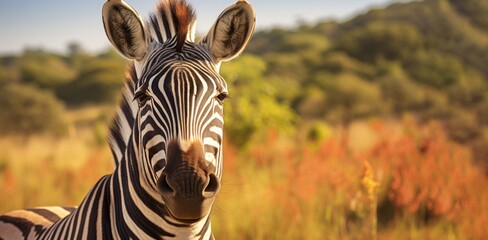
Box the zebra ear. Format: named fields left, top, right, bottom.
left=201, top=0, right=256, bottom=63
left=102, top=0, right=149, bottom=61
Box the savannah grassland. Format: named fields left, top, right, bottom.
left=0, top=111, right=487, bottom=239
left=2, top=0, right=488, bottom=239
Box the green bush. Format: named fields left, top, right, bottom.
left=221, top=55, right=296, bottom=147
left=404, top=50, right=464, bottom=88
left=450, top=0, right=488, bottom=30
left=321, top=73, right=383, bottom=125
left=379, top=65, right=427, bottom=114
left=57, top=57, right=126, bottom=105
left=0, top=84, right=67, bottom=136
left=337, top=21, right=423, bottom=62
left=0, top=65, right=7, bottom=84
left=20, top=50, right=76, bottom=87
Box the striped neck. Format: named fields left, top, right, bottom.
left=110, top=118, right=213, bottom=239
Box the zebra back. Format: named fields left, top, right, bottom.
left=0, top=207, right=76, bottom=239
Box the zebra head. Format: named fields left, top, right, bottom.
left=102, top=0, right=255, bottom=222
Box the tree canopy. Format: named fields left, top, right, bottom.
left=0, top=0, right=487, bottom=156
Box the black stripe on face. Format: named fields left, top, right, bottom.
left=153, top=159, right=166, bottom=173
left=147, top=142, right=165, bottom=163
left=137, top=42, right=226, bottom=163
left=122, top=145, right=175, bottom=237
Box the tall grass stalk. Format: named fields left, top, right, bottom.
left=362, top=161, right=380, bottom=240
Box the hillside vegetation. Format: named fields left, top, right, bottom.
left=0, top=0, right=487, bottom=238
left=247, top=0, right=488, bottom=168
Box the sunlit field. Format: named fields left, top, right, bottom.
left=0, top=112, right=486, bottom=239
left=2, top=0, right=488, bottom=238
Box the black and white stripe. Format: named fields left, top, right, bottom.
left=0, top=0, right=255, bottom=239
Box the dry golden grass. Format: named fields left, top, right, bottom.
left=0, top=133, right=114, bottom=212
left=0, top=115, right=486, bottom=239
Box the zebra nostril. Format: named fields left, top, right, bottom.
left=203, top=173, right=220, bottom=198
left=158, top=175, right=174, bottom=195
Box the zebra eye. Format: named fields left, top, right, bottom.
left=134, top=90, right=151, bottom=106
left=216, top=92, right=229, bottom=103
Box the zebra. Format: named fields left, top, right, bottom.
left=0, top=0, right=255, bottom=239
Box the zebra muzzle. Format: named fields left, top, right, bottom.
left=158, top=140, right=220, bottom=221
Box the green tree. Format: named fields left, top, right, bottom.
left=0, top=84, right=67, bottom=136
left=0, top=65, right=7, bottom=84
left=296, top=86, right=328, bottom=119
left=20, top=49, right=76, bottom=87
left=66, top=42, right=92, bottom=70
left=318, top=52, right=375, bottom=78
left=320, top=73, right=383, bottom=126
left=277, top=33, right=329, bottom=53
left=221, top=55, right=296, bottom=147
left=450, top=0, right=488, bottom=30
left=378, top=64, right=426, bottom=114
left=264, top=53, right=308, bottom=83
left=337, top=21, right=423, bottom=62
left=57, top=50, right=127, bottom=105
left=447, top=69, right=486, bottom=107
left=404, top=50, right=464, bottom=89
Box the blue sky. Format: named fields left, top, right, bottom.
left=0, top=0, right=407, bottom=54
